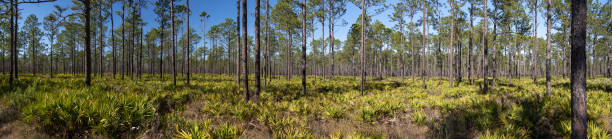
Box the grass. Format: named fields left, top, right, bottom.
left=0, top=74, right=610, bottom=138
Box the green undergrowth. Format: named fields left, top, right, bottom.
left=0, top=74, right=610, bottom=138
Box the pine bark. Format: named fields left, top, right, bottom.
left=570, top=0, right=587, bottom=137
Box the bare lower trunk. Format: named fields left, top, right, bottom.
left=482, top=0, right=488, bottom=93
left=241, top=0, right=250, bottom=102
left=570, top=0, right=587, bottom=138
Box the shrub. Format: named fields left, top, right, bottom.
left=211, top=123, right=242, bottom=139
left=175, top=120, right=211, bottom=139
left=22, top=89, right=155, bottom=138
left=411, top=110, right=427, bottom=126
left=324, top=104, right=344, bottom=120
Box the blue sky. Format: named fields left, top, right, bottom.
left=18, top=0, right=555, bottom=48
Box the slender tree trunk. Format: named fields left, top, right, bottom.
left=546, top=0, right=551, bottom=95
left=236, top=0, right=241, bottom=89
left=410, top=9, right=415, bottom=82
left=492, top=0, right=498, bottom=86
left=186, top=0, right=190, bottom=84
left=255, top=0, right=262, bottom=101
left=99, top=2, right=104, bottom=77
left=263, top=0, right=269, bottom=85
left=50, top=35, right=55, bottom=78
left=421, top=0, right=427, bottom=89
left=468, top=3, right=473, bottom=84
left=360, top=0, right=366, bottom=95
left=160, top=13, right=164, bottom=79
left=607, top=41, right=610, bottom=77
left=532, top=0, right=538, bottom=84
left=400, top=14, right=405, bottom=80
left=122, top=0, right=126, bottom=79
left=330, top=3, right=335, bottom=78
left=171, top=0, right=177, bottom=85
left=321, top=2, right=326, bottom=79
left=14, top=4, right=18, bottom=79
left=111, top=2, right=116, bottom=79
left=131, top=0, right=136, bottom=80
left=241, top=0, right=250, bottom=102
left=570, top=0, right=587, bottom=137
left=138, top=0, right=143, bottom=78
left=301, top=0, right=306, bottom=95
left=482, top=0, right=488, bottom=93
left=83, top=0, right=92, bottom=86
left=9, top=0, right=15, bottom=85
left=265, top=0, right=271, bottom=85
left=449, top=0, right=454, bottom=87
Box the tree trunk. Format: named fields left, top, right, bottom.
left=186, top=0, right=191, bottom=84
left=267, top=0, right=272, bottom=84
left=111, top=1, right=116, bottom=78
left=468, top=3, right=473, bottom=84
left=449, top=0, right=454, bottom=87
left=99, top=1, right=104, bottom=77
left=546, top=0, right=551, bottom=96
left=9, top=0, right=15, bottom=85
left=360, top=0, right=366, bottom=95
left=410, top=9, right=415, bottom=82
left=301, top=0, right=307, bottom=95
left=131, top=0, right=136, bottom=80
left=159, top=11, right=164, bottom=79
left=570, top=0, right=587, bottom=138
left=255, top=0, right=261, bottom=101
left=330, top=4, right=335, bottom=78
left=482, top=0, right=488, bottom=93
left=171, top=0, right=176, bottom=85
left=321, top=2, right=326, bottom=79
left=241, top=0, right=250, bottom=102
left=122, top=0, right=126, bottom=79
left=532, top=0, right=538, bottom=84
left=492, top=0, right=497, bottom=86
left=421, top=0, right=427, bottom=89
left=83, top=0, right=92, bottom=86
left=236, top=0, right=241, bottom=88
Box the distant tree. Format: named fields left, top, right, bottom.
left=406, top=0, right=417, bottom=82
left=350, top=0, right=386, bottom=95
left=199, top=11, right=209, bottom=73
left=43, top=7, right=62, bottom=78
left=327, top=0, right=347, bottom=78
left=154, top=0, right=169, bottom=79
left=389, top=2, right=406, bottom=80
left=23, top=14, right=42, bottom=75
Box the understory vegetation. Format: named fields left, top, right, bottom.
left=0, top=74, right=610, bottom=138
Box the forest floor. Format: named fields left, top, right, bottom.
left=0, top=74, right=610, bottom=138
